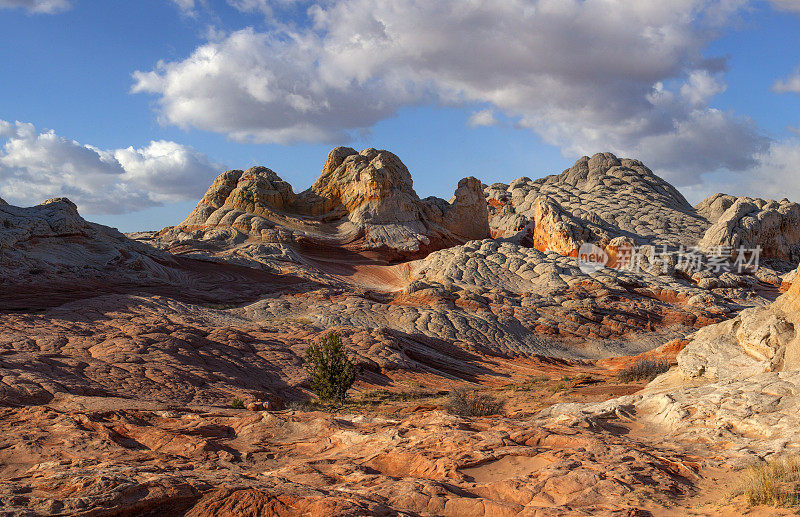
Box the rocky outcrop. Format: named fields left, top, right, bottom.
left=181, top=166, right=297, bottom=229
left=697, top=194, right=800, bottom=261
left=0, top=198, right=304, bottom=310
left=676, top=262, right=800, bottom=380
left=530, top=196, right=593, bottom=256
left=694, top=192, right=738, bottom=222
left=538, top=263, right=800, bottom=469
left=486, top=152, right=708, bottom=253
left=299, top=147, right=419, bottom=222
left=0, top=197, right=170, bottom=285
left=159, top=147, right=489, bottom=260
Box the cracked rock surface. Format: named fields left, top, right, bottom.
left=2, top=148, right=800, bottom=515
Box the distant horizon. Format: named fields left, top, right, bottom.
left=8, top=146, right=746, bottom=234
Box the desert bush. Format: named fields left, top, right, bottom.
left=549, top=381, right=568, bottom=393
left=617, top=358, right=671, bottom=382
left=360, top=388, right=434, bottom=405
left=736, top=455, right=800, bottom=507
left=445, top=387, right=504, bottom=416
left=505, top=375, right=548, bottom=392
left=286, top=399, right=320, bottom=411
left=304, top=331, right=356, bottom=404
left=231, top=397, right=245, bottom=409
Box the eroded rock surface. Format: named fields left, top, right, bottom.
left=3, top=147, right=800, bottom=515
left=155, top=147, right=489, bottom=260
left=486, top=152, right=708, bottom=252
left=543, top=263, right=800, bottom=471
left=0, top=199, right=310, bottom=311
left=697, top=193, right=800, bottom=261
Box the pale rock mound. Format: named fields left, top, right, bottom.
left=0, top=197, right=170, bottom=279
left=697, top=193, right=800, bottom=261
left=162, top=147, right=489, bottom=259
left=486, top=152, right=708, bottom=253
left=543, top=263, right=800, bottom=461
left=0, top=199, right=300, bottom=310
left=678, top=263, right=800, bottom=380
left=0, top=198, right=168, bottom=309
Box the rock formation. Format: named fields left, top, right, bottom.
left=0, top=197, right=171, bottom=309
left=4, top=147, right=800, bottom=515
left=0, top=198, right=305, bottom=310
left=676, top=260, right=800, bottom=380
left=539, top=261, right=800, bottom=471
left=161, top=147, right=489, bottom=260
left=486, top=152, right=708, bottom=253
left=697, top=193, right=800, bottom=261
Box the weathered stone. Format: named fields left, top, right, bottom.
left=697, top=195, right=800, bottom=261
left=160, top=147, right=489, bottom=259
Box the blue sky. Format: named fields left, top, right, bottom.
left=0, top=0, right=799, bottom=232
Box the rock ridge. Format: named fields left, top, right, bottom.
left=167, top=147, right=489, bottom=259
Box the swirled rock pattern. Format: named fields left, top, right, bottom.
left=153, top=147, right=489, bottom=260
left=540, top=263, right=800, bottom=490
left=486, top=152, right=709, bottom=252
left=697, top=194, right=800, bottom=261
left=4, top=147, right=800, bottom=515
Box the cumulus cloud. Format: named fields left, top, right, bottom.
left=0, top=120, right=223, bottom=214
left=132, top=0, right=770, bottom=187
left=769, top=0, right=800, bottom=13
left=227, top=0, right=279, bottom=15
left=773, top=67, right=800, bottom=94
left=468, top=109, right=499, bottom=128
left=683, top=138, right=800, bottom=203
left=132, top=27, right=418, bottom=144
left=0, top=0, right=70, bottom=13
left=680, top=70, right=727, bottom=106
left=171, top=0, right=196, bottom=14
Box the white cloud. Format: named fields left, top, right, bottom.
left=226, top=0, right=305, bottom=19
left=626, top=109, right=767, bottom=185
left=769, top=0, right=800, bottom=13
left=468, top=109, right=499, bottom=128
left=171, top=0, right=196, bottom=15
left=226, top=0, right=273, bottom=15
left=0, top=120, right=223, bottom=214
left=133, top=0, right=770, bottom=187
left=680, top=70, right=727, bottom=106
left=132, top=27, right=416, bottom=144
left=0, top=0, right=70, bottom=13
left=683, top=138, right=800, bottom=203
left=773, top=67, right=800, bottom=94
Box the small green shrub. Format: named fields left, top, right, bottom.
left=304, top=332, right=356, bottom=404
left=736, top=455, right=800, bottom=507
left=445, top=387, right=503, bottom=417
left=617, top=358, right=671, bottom=382
left=231, top=397, right=245, bottom=409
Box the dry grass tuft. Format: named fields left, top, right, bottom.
left=736, top=455, right=800, bottom=507
left=616, top=358, right=671, bottom=382
left=445, top=387, right=504, bottom=417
